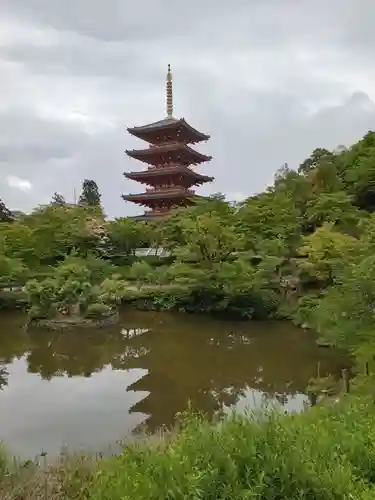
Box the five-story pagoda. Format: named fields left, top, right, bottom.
left=122, top=65, right=213, bottom=220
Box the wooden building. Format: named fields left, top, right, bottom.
left=122, top=65, right=213, bottom=220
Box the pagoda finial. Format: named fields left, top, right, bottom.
left=166, top=64, right=173, bottom=117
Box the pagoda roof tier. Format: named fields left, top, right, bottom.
left=122, top=187, right=198, bottom=208
left=124, top=165, right=214, bottom=186
left=127, top=117, right=209, bottom=145
left=125, top=143, right=212, bottom=166
left=122, top=187, right=197, bottom=204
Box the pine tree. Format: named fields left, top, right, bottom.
left=78, top=179, right=102, bottom=208
left=0, top=198, right=13, bottom=222
left=51, top=192, right=66, bottom=205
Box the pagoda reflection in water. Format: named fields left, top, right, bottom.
left=2, top=313, right=346, bottom=433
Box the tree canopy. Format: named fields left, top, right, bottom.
left=79, top=179, right=102, bottom=209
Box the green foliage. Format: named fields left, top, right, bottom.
left=297, top=223, right=359, bottom=284
left=51, top=192, right=66, bottom=205
left=25, top=278, right=59, bottom=318
left=172, top=213, right=242, bottom=263
left=305, top=191, right=361, bottom=229
left=85, top=302, right=112, bottom=318
left=106, top=217, right=150, bottom=257
left=0, top=198, right=13, bottom=223
left=25, top=259, right=94, bottom=318
left=128, top=260, right=153, bottom=287
left=99, top=277, right=126, bottom=305
left=0, top=253, right=27, bottom=285
left=313, top=254, right=375, bottom=350
left=3, top=398, right=373, bottom=499
left=78, top=179, right=102, bottom=209
left=237, top=191, right=302, bottom=255
left=293, top=294, right=321, bottom=327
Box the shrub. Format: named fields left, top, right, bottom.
left=85, top=303, right=112, bottom=318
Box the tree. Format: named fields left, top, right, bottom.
left=21, top=204, right=103, bottom=263
left=0, top=222, right=37, bottom=265
left=297, top=223, right=359, bottom=285
left=79, top=179, right=102, bottom=209
left=51, top=192, right=66, bottom=205
left=237, top=191, right=302, bottom=255
left=0, top=254, right=27, bottom=284
left=313, top=254, right=375, bottom=351
left=305, top=191, right=362, bottom=231
left=129, top=261, right=152, bottom=288
left=298, top=148, right=337, bottom=175
left=106, top=218, right=147, bottom=257
left=25, top=259, right=94, bottom=318
left=173, top=213, right=243, bottom=264
left=0, top=198, right=13, bottom=223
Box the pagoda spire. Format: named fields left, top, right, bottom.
left=166, top=64, right=173, bottom=117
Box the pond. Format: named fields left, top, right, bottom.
left=0, top=309, right=347, bottom=459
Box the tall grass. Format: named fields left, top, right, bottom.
left=2, top=396, right=375, bottom=499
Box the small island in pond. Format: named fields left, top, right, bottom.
left=25, top=258, right=124, bottom=330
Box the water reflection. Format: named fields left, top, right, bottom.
left=0, top=310, right=348, bottom=457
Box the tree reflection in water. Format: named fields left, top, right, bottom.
left=0, top=310, right=348, bottom=434
left=0, top=364, right=8, bottom=390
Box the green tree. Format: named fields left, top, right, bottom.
left=129, top=261, right=152, bottom=288
left=313, top=254, right=375, bottom=351
left=23, top=204, right=103, bottom=262
left=166, top=263, right=208, bottom=286
left=297, top=223, right=359, bottom=285
left=173, top=213, right=242, bottom=264
left=106, top=218, right=147, bottom=257
left=305, top=191, right=362, bottom=230
left=0, top=253, right=27, bottom=285
left=237, top=191, right=302, bottom=255
left=298, top=148, right=337, bottom=175
left=51, top=192, right=66, bottom=205
left=25, top=259, right=93, bottom=318
left=0, top=198, right=13, bottom=223
left=0, top=222, right=37, bottom=265
left=79, top=179, right=102, bottom=209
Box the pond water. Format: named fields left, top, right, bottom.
left=0, top=309, right=347, bottom=459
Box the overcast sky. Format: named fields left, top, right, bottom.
left=1, top=0, right=375, bottom=217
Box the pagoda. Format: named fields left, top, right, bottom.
left=122, top=65, right=213, bottom=220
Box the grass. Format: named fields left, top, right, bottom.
left=2, top=396, right=375, bottom=499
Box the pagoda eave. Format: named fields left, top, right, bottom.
left=123, top=167, right=214, bottom=186
left=125, top=177, right=213, bottom=187
left=127, top=117, right=210, bottom=144
left=122, top=190, right=197, bottom=203
left=125, top=147, right=212, bottom=166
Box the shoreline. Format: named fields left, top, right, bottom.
left=1, top=396, right=374, bottom=498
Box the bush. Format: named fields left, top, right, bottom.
left=85, top=255, right=116, bottom=284
left=2, top=397, right=375, bottom=498
left=28, top=304, right=52, bottom=319
left=86, top=397, right=375, bottom=498
left=85, top=302, right=112, bottom=318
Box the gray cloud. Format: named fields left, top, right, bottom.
left=1, top=0, right=375, bottom=216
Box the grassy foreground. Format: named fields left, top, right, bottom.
left=2, top=397, right=375, bottom=499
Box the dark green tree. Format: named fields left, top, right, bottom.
left=0, top=198, right=13, bottom=222
left=51, top=192, right=66, bottom=205
left=78, top=179, right=102, bottom=209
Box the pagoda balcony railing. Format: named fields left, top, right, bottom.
left=148, top=141, right=185, bottom=148
left=147, top=163, right=182, bottom=170
left=145, top=187, right=195, bottom=195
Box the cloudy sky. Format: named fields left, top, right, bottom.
left=1, top=0, right=375, bottom=217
